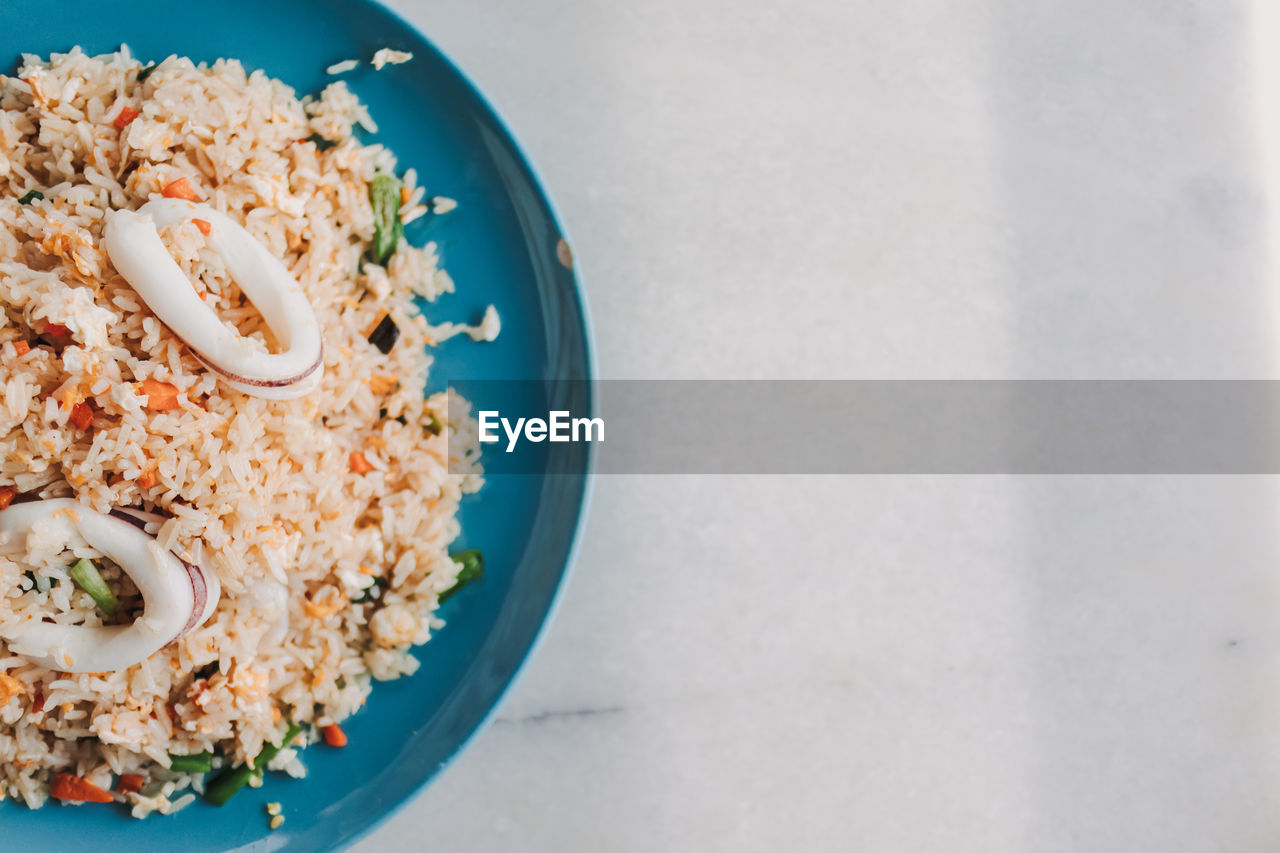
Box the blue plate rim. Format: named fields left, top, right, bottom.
left=321, top=1, right=598, bottom=849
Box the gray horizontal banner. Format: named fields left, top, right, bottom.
left=445, top=381, right=1280, bottom=474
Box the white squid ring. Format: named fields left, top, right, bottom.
left=0, top=500, right=219, bottom=673
left=103, top=199, right=324, bottom=399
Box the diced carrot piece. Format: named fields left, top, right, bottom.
left=137, top=379, right=181, bottom=410
left=117, top=773, right=145, bottom=794
left=192, top=218, right=211, bottom=236
left=348, top=451, right=374, bottom=474
left=0, top=672, right=24, bottom=704
left=368, top=374, right=397, bottom=396
left=51, top=773, right=114, bottom=803
left=113, top=106, right=140, bottom=130
left=12, top=340, right=29, bottom=356
left=0, top=487, right=14, bottom=510
left=161, top=177, right=198, bottom=200
left=69, top=401, right=93, bottom=431
left=43, top=322, right=69, bottom=338
left=322, top=723, right=347, bottom=747
left=136, top=469, right=157, bottom=489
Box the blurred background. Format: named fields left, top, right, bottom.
left=359, top=1, right=1280, bottom=850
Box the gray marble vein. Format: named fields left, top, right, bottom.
left=496, top=706, right=625, bottom=726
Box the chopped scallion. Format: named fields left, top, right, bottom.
left=17, top=190, right=43, bottom=205
left=168, top=751, right=214, bottom=773
left=136, top=63, right=158, bottom=83
left=439, top=550, right=483, bottom=603
left=369, top=173, right=404, bottom=264
left=204, top=722, right=303, bottom=806
left=69, top=558, right=118, bottom=616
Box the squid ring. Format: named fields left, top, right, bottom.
left=103, top=199, right=324, bottom=399
left=0, top=499, right=219, bottom=673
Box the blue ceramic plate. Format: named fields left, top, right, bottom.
left=0, top=1, right=594, bottom=849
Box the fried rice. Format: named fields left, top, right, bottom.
left=0, top=45, right=485, bottom=815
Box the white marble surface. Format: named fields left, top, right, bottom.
left=355, top=2, right=1280, bottom=851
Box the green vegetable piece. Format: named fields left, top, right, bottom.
left=168, top=751, right=214, bottom=773
left=369, top=173, right=404, bottom=264
left=439, top=550, right=483, bottom=603
left=69, top=558, right=118, bottom=616
left=18, top=190, right=43, bottom=205
left=307, top=133, right=336, bottom=151
left=136, top=63, right=158, bottom=83
left=204, top=723, right=303, bottom=806
left=139, top=778, right=168, bottom=798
